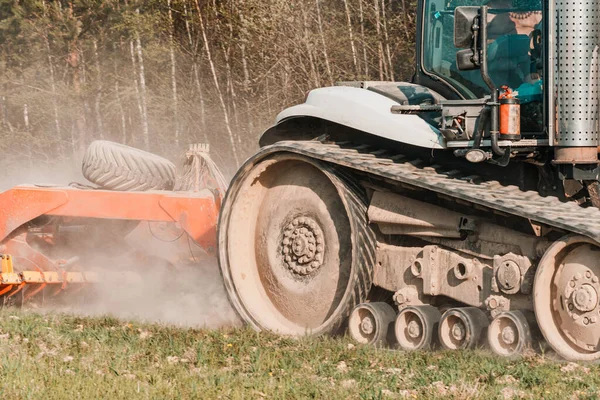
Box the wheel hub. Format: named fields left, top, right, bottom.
left=451, top=322, right=466, bottom=341
left=407, top=320, right=422, bottom=339
left=281, top=217, right=325, bottom=276
left=360, top=315, right=375, bottom=335
left=501, top=326, right=516, bottom=345
left=571, top=283, right=598, bottom=313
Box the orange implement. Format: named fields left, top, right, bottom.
left=0, top=185, right=220, bottom=304
left=0, top=186, right=220, bottom=251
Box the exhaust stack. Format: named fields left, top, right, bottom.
left=555, top=0, right=600, bottom=164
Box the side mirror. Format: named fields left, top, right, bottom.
left=454, top=6, right=482, bottom=71
left=454, top=6, right=480, bottom=48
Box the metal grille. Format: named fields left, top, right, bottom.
left=556, top=0, right=600, bottom=146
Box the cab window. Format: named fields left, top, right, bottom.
left=422, top=0, right=544, bottom=131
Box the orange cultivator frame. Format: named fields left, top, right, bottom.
left=0, top=185, right=220, bottom=304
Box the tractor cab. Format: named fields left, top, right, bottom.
left=413, top=0, right=545, bottom=142
left=422, top=0, right=543, bottom=101
left=412, top=0, right=598, bottom=175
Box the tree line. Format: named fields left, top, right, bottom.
left=0, top=0, right=417, bottom=175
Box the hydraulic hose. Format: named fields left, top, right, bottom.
left=490, top=130, right=506, bottom=156
left=472, top=107, right=491, bottom=149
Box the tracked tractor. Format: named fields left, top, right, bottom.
left=1, top=0, right=599, bottom=362
left=218, top=0, right=600, bottom=361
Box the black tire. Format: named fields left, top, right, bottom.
left=218, top=152, right=376, bottom=336
left=82, top=140, right=176, bottom=191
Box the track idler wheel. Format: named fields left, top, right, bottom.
left=348, top=302, right=396, bottom=347
left=438, top=307, right=489, bottom=350
left=534, top=235, right=600, bottom=361
left=394, top=305, right=441, bottom=351
left=218, top=154, right=376, bottom=336
left=488, top=311, right=532, bottom=357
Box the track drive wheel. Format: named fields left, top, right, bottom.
left=218, top=154, right=376, bottom=336
left=394, top=305, right=441, bottom=351
left=488, top=311, right=532, bottom=358
left=348, top=302, right=396, bottom=347
left=534, top=235, right=600, bottom=361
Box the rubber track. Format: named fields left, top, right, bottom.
left=82, top=140, right=176, bottom=191
left=257, top=141, right=600, bottom=243
left=327, top=164, right=377, bottom=334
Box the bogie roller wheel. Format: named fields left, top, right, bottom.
left=534, top=235, right=600, bottom=361
left=218, top=154, right=376, bottom=336
left=488, top=311, right=532, bottom=358
left=394, top=305, right=441, bottom=351
left=438, top=307, right=489, bottom=350
left=348, top=302, right=396, bottom=347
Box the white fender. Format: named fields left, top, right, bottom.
left=275, top=86, right=446, bottom=149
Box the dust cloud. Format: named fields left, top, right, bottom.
left=0, top=158, right=84, bottom=192
left=49, top=222, right=241, bottom=329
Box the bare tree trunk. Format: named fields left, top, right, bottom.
left=42, top=1, right=61, bottom=141
left=67, top=42, right=83, bottom=154
left=46, top=38, right=61, bottom=138
left=212, top=0, right=241, bottom=142
left=265, top=74, right=273, bottom=117
left=193, top=0, right=240, bottom=165
left=0, top=95, right=6, bottom=130
left=80, top=46, right=93, bottom=148
left=237, top=0, right=253, bottom=133
left=342, top=0, right=359, bottom=76
left=183, top=2, right=208, bottom=141
left=300, top=2, right=320, bottom=87
left=400, top=0, right=412, bottom=41
left=23, top=103, right=29, bottom=132
left=167, top=0, right=180, bottom=147
left=129, top=40, right=143, bottom=147
left=281, top=65, right=289, bottom=106
left=315, top=0, right=334, bottom=86
left=358, top=0, right=369, bottom=77
left=373, top=0, right=386, bottom=81
left=135, top=10, right=150, bottom=150
left=113, top=42, right=127, bottom=144
left=240, top=41, right=254, bottom=133
left=381, top=0, right=394, bottom=81
left=57, top=3, right=82, bottom=156
left=80, top=46, right=86, bottom=84
left=18, top=56, right=32, bottom=168
left=93, top=40, right=104, bottom=139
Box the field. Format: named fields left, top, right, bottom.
left=0, top=310, right=598, bottom=399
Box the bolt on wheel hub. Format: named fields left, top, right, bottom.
left=281, top=217, right=324, bottom=276
left=407, top=320, right=422, bottom=339
left=572, top=284, right=598, bottom=313
left=501, top=326, right=516, bottom=345
left=451, top=322, right=466, bottom=341
left=360, top=316, right=375, bottom=335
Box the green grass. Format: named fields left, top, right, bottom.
left=0, top=310, right=598, bottom=399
